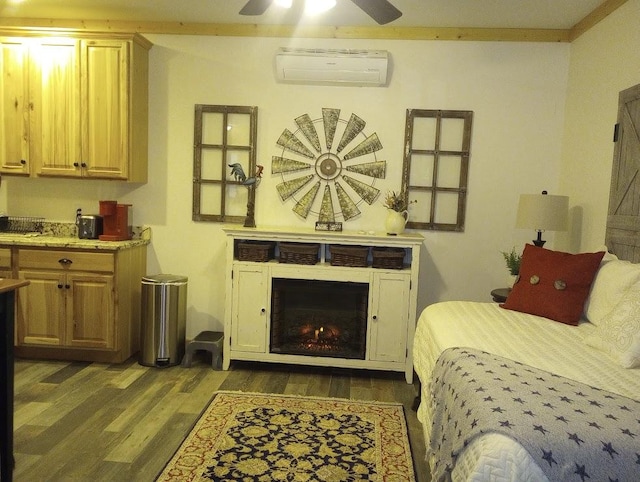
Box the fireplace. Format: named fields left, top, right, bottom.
left=270, top=278, right=368, bottom=359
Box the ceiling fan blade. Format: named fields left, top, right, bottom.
left=350, top=0, right=402, bottom=25
left=239, top=0, right=273, bottom=15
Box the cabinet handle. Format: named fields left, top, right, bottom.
left=57, top=284, right=63, bottom=289
left=65, top=284, right=70, bottom=289
left=20, top=159, right=27, bottom=165
left=58, top=258, right=73, bottom=265
left=372, top=315, right=378, bottom=321
left=81, top=162, right=87, bottom=168
left=261, top=308, right=266, bottom=313
left=73, top=162, right=80, bottom=168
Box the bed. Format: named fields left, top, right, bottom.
left=413, top=244, right=640, bottom=481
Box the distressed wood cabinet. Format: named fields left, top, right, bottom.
left=15, top=244, right=147, bottom=363
left=223, top=227, right=423, bottom=383
left=0, top=32, right=150, bottom=182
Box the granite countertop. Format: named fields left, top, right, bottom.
left=0, top=223, right=151, bottom=251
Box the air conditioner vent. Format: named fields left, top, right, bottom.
left=274, top=48, right=389, bottom=87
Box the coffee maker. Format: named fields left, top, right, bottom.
left=98, top=200, right=132, bottom=241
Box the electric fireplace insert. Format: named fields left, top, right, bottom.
left=270, top=278, right=368, bottom=359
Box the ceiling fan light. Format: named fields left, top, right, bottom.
left=304, top=0, right=337, bottom=15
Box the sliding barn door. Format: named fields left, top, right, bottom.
left=606, top=83, right=640, bottom=263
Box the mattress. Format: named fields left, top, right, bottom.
left=413, top=301, right=640, bottom=482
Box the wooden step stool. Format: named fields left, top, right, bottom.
left=181, top=331, right=223, bottom=369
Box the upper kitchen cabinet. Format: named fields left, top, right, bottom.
left=0, top=32, right=151, bottom=182
left=0, top=37, right=30, bottom=175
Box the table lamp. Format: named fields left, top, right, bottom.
left=516, top=190, right=569, bottom=247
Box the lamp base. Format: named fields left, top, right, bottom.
left=533, top=230, right=545, bottom=247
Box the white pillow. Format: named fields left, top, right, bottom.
left=584, top=252, right=640, bottom=325
left=584, top=281, right=640, bottom=368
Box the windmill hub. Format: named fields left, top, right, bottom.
left=316, top=153, right=342, bottom=181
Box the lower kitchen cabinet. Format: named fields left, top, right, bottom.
left=15, top=244, right=146, bottom=363
left=18, top=270, right=114, bottom=349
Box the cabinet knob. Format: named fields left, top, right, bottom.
left=20, top=159, right=27, bottom=165
left=372, top=315, right=378, bottom=321
left=65, top=284, right=70, bottom=289
left=58, top=258, right=73, bottom=265
left=73, top=162, right=80, bottom=168
left=81, top=162, right=87, bottom=168
left=261, top=308, right=266, bottom=313
left=57, top=284, right=63, bottom=289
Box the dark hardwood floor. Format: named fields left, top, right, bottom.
left=13, top=353, right=430, bottom=481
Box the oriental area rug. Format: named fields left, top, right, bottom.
left=156, top=391, right=416, bottom=481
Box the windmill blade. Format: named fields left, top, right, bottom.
left=277, top=129, right=316, bottom=159
left=346, top=160, right=387, bottom=178
left=335, top=182, right=361, bottom=220
left=271, top=156, right=312, bottom=174
left=319, top=185, right=335, bottom=222
left=343, top=133, right=383, bottom=160
left=293, top=182, right=321, bottom=219
left=336, top=113, right=366, bottom=153
left=240, top=0, right=273, bottom=15
left=350, top=0, right=402, bottom=25
left=343, top=175, right=380, bottom=205
left=295, top=114, right=322, bottom=152
left=276, top=174, right=314, bottom=201
left=322, top=108, right=340, bottom=151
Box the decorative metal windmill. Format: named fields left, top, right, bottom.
left=272, top=108, right=386, bottom=223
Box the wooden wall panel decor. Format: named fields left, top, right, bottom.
left=401, top=109, right=473, bottom=231
left=605, top=83, right=640, bottom=263
left=192, top=104, right=258, bottom=224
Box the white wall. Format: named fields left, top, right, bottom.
left=558, top=0, right=640, bottom=253
left=4, top=35, right=571, bottom=337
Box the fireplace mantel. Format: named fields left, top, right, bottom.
left=222, top=226, right=423, bottom=383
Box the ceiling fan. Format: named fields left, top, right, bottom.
left=239, top=0, right=402, bottom=25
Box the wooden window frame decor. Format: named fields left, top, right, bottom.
left=192, top=104, right=258, bottom=225
left=401, top=109, right=473, bottom=231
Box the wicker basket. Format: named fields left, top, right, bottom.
left=278, top=242, right=319, bottom=265
left=330, top=245, right=369, bottom=267
left=372, top=247, right=406, bottom=269
left=237, top=241, right=275, bottom=262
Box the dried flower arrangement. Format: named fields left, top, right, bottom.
left=384, top=191, right=416, bottom=212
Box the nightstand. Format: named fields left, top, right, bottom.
left=491, top=288, right=511, bottom=303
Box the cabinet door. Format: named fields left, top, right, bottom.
left=368, top=272, right=410, bottom=363
left=231, top=265, right=268, bottom=353
left=30, top=38, right=81, bottom=177
left=67, top=273, right=114, bottom=349
left=17, top=270, right=65, bottom=346
left=81, top=39, right=128, bottom=179
left=0, top=37, right=30, bottom=175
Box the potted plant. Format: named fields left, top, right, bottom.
left=501, top=247, right=522, bottom=287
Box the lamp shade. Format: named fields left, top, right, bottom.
left=516, top=193, right=569, bottom=232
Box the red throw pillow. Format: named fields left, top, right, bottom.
left=501, top=244, right=605, bottom=325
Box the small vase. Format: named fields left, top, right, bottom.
left=385, top=209, right=408, bottom=235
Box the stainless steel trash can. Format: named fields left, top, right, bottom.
left=140, top=274, right=188, bottom=367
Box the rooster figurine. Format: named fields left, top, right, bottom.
left=228, top=163, right=264, bottom=228
left=228, top=163, right=264, bottom=187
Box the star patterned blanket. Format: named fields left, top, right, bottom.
left=429, top=347, right=640, bottom=482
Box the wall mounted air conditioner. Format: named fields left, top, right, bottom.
left=274, top=48, right=389, bottom=87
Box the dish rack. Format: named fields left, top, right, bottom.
left=0, top=216, right=45, bottom=234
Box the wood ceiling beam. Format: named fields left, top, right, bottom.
left=1, top=0, right=629, bottom=45
left=0, top=19, right=571, bottom=42
left=569, top=0, right=629, bottom=41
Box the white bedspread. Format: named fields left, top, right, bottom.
left=413, top=301, right=640, bottom=482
